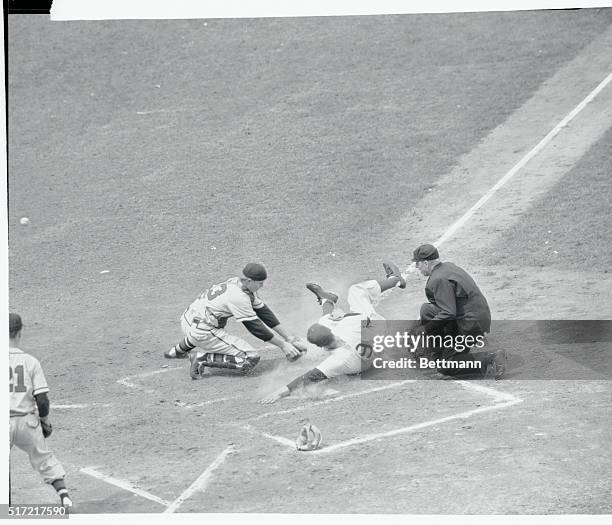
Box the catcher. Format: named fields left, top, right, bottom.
left=165, top=262, right=307, bottom=379
left=260, top=262, right=405, bottom=403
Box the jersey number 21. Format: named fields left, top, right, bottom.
left=9, top=365, right=27, bottom=393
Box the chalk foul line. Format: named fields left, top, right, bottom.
left=434, top=70, right=612, bottom=248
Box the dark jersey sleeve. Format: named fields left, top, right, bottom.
left=254, top=304, right=280, bottom=328
left=287, top=368, right=328, bottom=391
left=242, top=318, right=275, bottom=342
left=35, top=392, right=50, bottom=418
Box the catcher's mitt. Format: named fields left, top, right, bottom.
left=286, top=337, right=308, bottom=362
left=40, top=419, right=53, bottom=438
left=296, top=424, right=322, bottom=451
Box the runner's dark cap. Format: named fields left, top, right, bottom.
left=306, top=323, right=335, bottom=347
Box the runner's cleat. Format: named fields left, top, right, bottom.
left=306, top=283, right=339, bottom=305
left=382, top=261, right=407, bottom=289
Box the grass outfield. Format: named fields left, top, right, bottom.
left=8, top=10, right=612, bottom=304
left=490, top=126, right=612, bottom=270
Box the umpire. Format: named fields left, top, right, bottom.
left=412, top=244, right=504, bottom=378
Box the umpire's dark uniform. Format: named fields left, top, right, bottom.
left=413, top=244, right=493, bottom=376
left=421, top=261, right=491, bottom=335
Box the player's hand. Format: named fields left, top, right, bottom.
left=286, top=337, right=308, bottom=361
left=260, top=386, right=290, bottom=404
left=40, top=418, right=53, bottom=438
left=282, top=341, right=302, bottom=361
left=288, top=337, right=308, bottom=354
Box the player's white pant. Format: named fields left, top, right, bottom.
left=316, top=279, right=383, bottom=378
left=10, top=414, right=66, bottom=484
left=346, top=279, right=382, bottom=318
left=317, top=345, right=372, bottom=378
left=181, top=314, right=256, bottom=356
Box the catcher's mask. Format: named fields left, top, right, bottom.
left=296, top=424, right=323, bottom=451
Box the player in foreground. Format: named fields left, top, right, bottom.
left=165, top=263, right=307, bottom=379
left=9, top=314, right=73, bottom=509
left=260, top=262, right=406, bottom=403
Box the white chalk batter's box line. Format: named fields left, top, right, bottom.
left=80, top=444, right=236, bottom=513
left=115, top=365, right=245, bottom=407
left=114, top=365, right=519, bottom=422
left=75, top=382, right=423, bottom=509
left=116, top=365, right=184, bottom=393
left=246, top=380, right=523, bottom=454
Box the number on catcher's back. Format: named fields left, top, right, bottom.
left=204, top=282, right=228, bottom=301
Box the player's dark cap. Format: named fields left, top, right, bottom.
left=242, top=262, right=267, bottom=281
left=412, top=244, right=440, bottom=262
left=306, top=323, right=335, bottom=347
left=9, top=313, right=23, bottom=336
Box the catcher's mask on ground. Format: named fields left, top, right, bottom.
left=296, top=424, right=323, bottom=451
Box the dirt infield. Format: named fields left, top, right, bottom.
left=7, top=9, right=612, bottom=514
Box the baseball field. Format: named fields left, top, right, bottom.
left=6, top=8, right=612, bottom=514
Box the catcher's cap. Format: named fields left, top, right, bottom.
left=242, top=262, right=267, bottom=281
left=9, top=313, right=23, bottom=335
left=412, top=244, right=439, bottom=262
left=306, top=323, right=335, bottom=347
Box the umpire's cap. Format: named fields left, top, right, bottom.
left=412, top=244, right=440, bottom=262
left=306, top=323, right=335, bottom=347
left=9, top=313, right=23, bottom=336
left=242, top=262, right=267, bottom=281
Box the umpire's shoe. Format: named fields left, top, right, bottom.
left=485, top=349, right=507, bottom=380
left=306, top=283, right=339, bottom=305
left=383, top=261, right=406, bottom=289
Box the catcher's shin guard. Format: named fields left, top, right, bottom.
left=190, top=351, right=260, bottom=377
left=241, top=353, right=261, bottom=373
